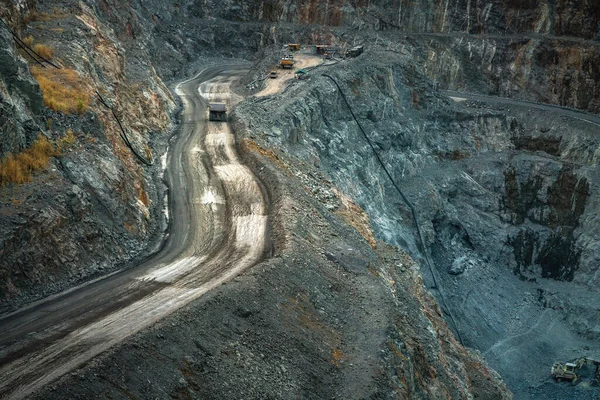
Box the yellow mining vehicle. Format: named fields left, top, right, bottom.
left=551, top=357, right=600, bottom=385
left=279, top=56, right=294, bottom=69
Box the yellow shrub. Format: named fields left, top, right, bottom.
left=25, top=9, right=68, bottom=23
left=0, top=134, right=59, bottom=185
left=22, top=35, right=34, bottom=47
left=33, top=44, right=54, bottom=60
left=59, top=129, right=76, bottom=149
left=27, top=11, right=53, bottom=22
left=31, top=66, right=90, bottom=114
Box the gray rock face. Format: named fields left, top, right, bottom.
left=449, top=255, right=476, bottom=275
left=234, top=50, right=600, bottom=398
left=0, top=22, right=44, bottom=158
left=0, top=0, right=174, bottom=312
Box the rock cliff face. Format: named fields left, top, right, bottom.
left=0, top=0, right=174, bottom=311
left=199, top=0, right=600, bottom=113
left=233, top=45, right=600, bottom=397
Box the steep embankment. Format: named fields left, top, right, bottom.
left=233, top=48, right=600, bottom=398
left=31, top=101, right=511, bottom=398
left=0, top=0, right=174, bottom=312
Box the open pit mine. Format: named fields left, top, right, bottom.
left=0, top=0, right=599, bottom=399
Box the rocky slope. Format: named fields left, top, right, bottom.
left=33, top=136, right=510, bottom=399
left=233, top=45, right=600, bottom=398
left=0, top=0, right=174, bottom=311
left=1, top=0, right=598, bottom=398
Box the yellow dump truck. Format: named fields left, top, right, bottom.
left=288, top=43, right=300, bottom=51
left=280, top=56, right=294, bottom=69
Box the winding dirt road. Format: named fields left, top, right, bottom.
left=0, top=65, right=268, bottom=399
left=443, top=90, right=600, bottom=128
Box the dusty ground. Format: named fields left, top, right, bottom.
left=256, top=49, right=323, bottom=97
left=31, top=119, right=510, bottom=400
left=0, top=66, right=270, bottom=399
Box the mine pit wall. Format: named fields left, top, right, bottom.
left=0, top=0, right=176, bottom=312
left=233, top=51, right=600, bottom=390
left=236, top=54, right=598, bottom=288
left=230, top=93, right=512, bottom=400
left=418, top=37, right=600, bottom=114
left=213, top=0, right=600, bottom=113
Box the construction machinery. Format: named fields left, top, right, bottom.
left=346, top=45, right=364, bottom=58
left=269, top=70, right=278, bottom=79
left=294, top=69, right=308, bottom=80
left=315, top=45, right=328, bottom=55
left=208, top=102, right=227, bottom=121
left=551, top=357, right=600, bottom=385
left=279, top=55, right=294, bottom=69
left=288, top=43, right=300, bottom=51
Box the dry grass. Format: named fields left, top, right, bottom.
left=31, top=66, right=90, bottom=114
left=124, top=221, right=137, bottom=234
left=331, top=348, right=347, bottom=367
left=239, top=138, right=290, bottom=174
left=135, top=181, right=150, bottom=207
left=33, top=44, right=54, bottom=60
left=144, top=145, right=152, bottom=161
left=0, top=134, right=59, bottom=185
left=25, top=8, right=69, bottom=23
left=59, top=129, right=76, bottom=149
left=26, top=12, right=53, bottom=22
left=22, top=35, right=34, bottom=47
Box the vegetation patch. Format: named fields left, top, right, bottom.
left=24, top=8, right=69, bottom=23
left=32, top=43, right=54, bottom=59
left=22, top=35, right=34, bottom=47
left=0, top=134, right=60, bottom=185
left=31, top=66, right=90, bottom=114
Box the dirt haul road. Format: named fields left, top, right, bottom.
left=0, top=65, right=269, bottom=400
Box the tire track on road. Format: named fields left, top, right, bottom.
left=0, top=64, right=268, bottom=399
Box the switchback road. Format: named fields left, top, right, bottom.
left=0, top=65, right=268, bottom=399
left=443, top=90, right=600, bottom=128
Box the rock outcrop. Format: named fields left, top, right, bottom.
left=233, top=46, right=600, bottom=398
left=0, top=0, right=174, bottom=311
